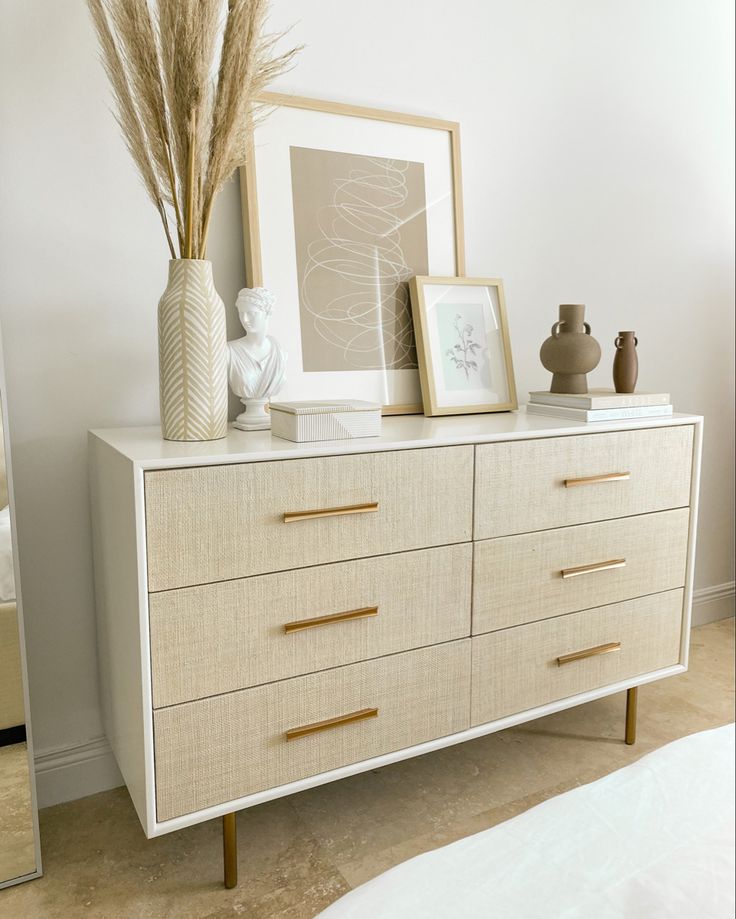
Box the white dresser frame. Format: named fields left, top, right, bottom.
left=89, top=411, right=702, bottom=842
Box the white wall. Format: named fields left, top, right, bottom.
left=0, top=0, right=733, bottom=806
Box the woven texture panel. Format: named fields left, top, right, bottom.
left=150, top=544, right=472, bottom=707
left=473, top=508, right=690, bottom=634
left=154, top=640, right=471, bottom=821
left=471, top=590, right=684, bottom=724
left=145, top=445, right=473, bottom=591
left=474, top=426, right=694, bottom=539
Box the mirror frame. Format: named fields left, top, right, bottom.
left=0, top=327, right=42, bottom=889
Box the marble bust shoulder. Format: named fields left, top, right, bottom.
left=227, top=288, right=287, bottom=431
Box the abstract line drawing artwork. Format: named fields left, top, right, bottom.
left=289, top=146, right=429, bottom=372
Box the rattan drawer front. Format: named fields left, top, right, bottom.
left=473, top=508, right=689, bottom=634
left=150, top=544, right=472, bottom=707
left=145, top=446, right=473, bottom=591
left=474, top=426, right=693, bottom=539
left=154, top=640, right=471, bottom=821
left=471, top=590, right=683, bottom=724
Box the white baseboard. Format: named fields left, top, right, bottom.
left=33, top=581, right=735, bottom=810
left=691, top=581, right=736, bottom=626
left=35, top=736, right=122, bottom=809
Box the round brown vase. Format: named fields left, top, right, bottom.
left=539, top=304, right=601, bottom=394
left=613, top=330, right=639, bottom=393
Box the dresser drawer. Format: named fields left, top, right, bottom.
left=154, top=640, right=471, bottom=821
left=145, top=446, right=473, bottom=591
left=471, top=590, right=683, bottom=724
left=150, top=544, right=472, bottom=707
left=474, top=426, right=693, bottom=539
left=473, top=508, right=689, bottom=634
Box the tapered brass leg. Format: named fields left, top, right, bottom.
left=625, top=687, right=638, bottom=745
left=223, top=812, right=237, bottom=889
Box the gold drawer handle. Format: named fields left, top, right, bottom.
left=561, top=558, right=626, bottom=579
left=285, top=707, right=379, bottom=741
left=557, top=642, right=621, bottom=666
left=564, top=472, right=631, bottom=488
left=283, top=502, right=379, bottom=523
left=283, top=606, right=379, bottom=634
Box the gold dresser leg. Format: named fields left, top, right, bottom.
left=223, top=813, right=238, bottom=889
left=625, top=687, right=638, bottom=745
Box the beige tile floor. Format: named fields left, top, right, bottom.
left=3, top=618, right=734, bottom=918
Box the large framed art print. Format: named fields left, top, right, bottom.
left=240, top=93, right=465, bottom=414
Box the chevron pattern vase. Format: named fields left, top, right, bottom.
left=158, top=259, right=228, bottom=442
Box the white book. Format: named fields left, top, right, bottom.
left=525, top=402, right=674, bottom=422
left=529, top=388, right=670, bottom=410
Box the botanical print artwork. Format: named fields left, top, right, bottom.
left=437, top=302, right=491, bottom=391
left=289, top=146, right=429, bottom=372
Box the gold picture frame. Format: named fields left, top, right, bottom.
left=239, top=93, right=466, bottom=415
left=409, top=276, right=518, bottom=416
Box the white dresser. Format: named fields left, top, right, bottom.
left=89, top=411, right=702, bottom=885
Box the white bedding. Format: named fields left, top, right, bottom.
left=0, top=505, right=15, bottom=603
left=318, top=724, right=735, bottom=919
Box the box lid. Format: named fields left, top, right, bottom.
left=270, top=400, right=381, bottom=416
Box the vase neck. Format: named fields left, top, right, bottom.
left=559, top=304, right=586, bottom=332
left=167, top=258, right=213, bottom=285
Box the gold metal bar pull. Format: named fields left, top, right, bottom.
left=564, top=472, right=631, bottom=488
left=283, top=502, right=379, bottom=523
left=283, top=606, right=379, bottom=634
left=561, top=558, right=627, bottom=579
left=285, top=707, right=378, bottom=741
left=557, top=641, right=621, bottom=666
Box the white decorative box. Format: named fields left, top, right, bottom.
left=270, top=400, right=382, bottom=442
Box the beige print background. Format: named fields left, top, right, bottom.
left=289, top=146, right=429, bottom=372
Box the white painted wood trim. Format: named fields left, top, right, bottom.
left=680, top=418, right=703, bottom=668
left=90, top=412, right=703, bottom=471
left=691, top=581, right=736, bottom=626
left=135, top=466, right=158, bottom=839
left=34, top=737, right=121, bottom=810
left=88, top=435, right=150, bottom=834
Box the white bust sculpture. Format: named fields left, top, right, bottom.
left=227, top=287, right=287, bottom=431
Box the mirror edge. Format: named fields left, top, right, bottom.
left=0, top=324, right=43, bottom=889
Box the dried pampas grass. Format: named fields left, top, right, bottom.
left=87, top=0, right=300, bottom=259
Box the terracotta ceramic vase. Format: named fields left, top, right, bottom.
left=613, top=330, right=639, bottom=393
left=539, top=304, right=601, bottom=394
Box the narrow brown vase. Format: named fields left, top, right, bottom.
left=613, top=330, right=639, bottom=393
left=539, top=304, right=601, bottom=394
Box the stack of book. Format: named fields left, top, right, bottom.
left=526, top=389, right=673, bottom=422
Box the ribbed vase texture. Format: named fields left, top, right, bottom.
left=158, top=259, right=228, bottom=442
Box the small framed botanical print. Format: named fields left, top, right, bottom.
left=240, top=93, right=465, bottom=414
left=409, top=276, right=517, bottom=416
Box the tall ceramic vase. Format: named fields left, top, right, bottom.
left=613, top=331, right=639, bottom=393
left=158, top=259, right=228, bottom=442
left=539, top=304, right=601, bottom=394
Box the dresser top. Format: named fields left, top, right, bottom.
left=89, top=409, right=702, bottom=469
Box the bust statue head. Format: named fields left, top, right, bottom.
left=228, top=287, right=286, bottom=431
left=235, top=287, right=276, bottom=336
